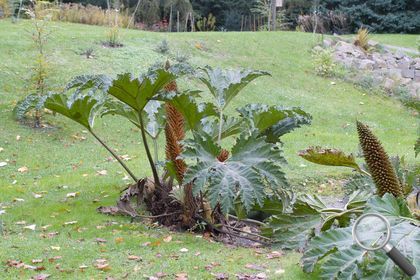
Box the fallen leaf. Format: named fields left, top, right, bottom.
left=16, top=221, right=26, bottom=225
left=96, top=170, right=108, bottom=176
left=32, top=259, right=43, bottom=264
left=266, top=251, right=283, bottom=259
left=66, top=192, right=79, bottom=198
left=95, top=238, right=107, bottom=243
left=115, top=237, right=124, bottom=244
left=256, top=273, right=267, bottom=279
left=120, top=154, right=131, bottom=161
left=175, top=273, right=188, bottom=280
left=31, top=274, right=50, bottom=280
left=6, top=260, right=24, bottom=268
left=82, top=173, right=89, bottom=177
left=275, top=269, right=285, bottom=274
left=212, top=273, right=229, bottom=279
left=63, top=221, right=78, bottom=226
left=0, top=210, right=5, bottom=215
left=155, top=272, right=167, bottom=278
left=179, top=248, right=188, bottom=253
left=18, top=166, right=28, bottom=173
left=127, top=255, right=141, bottom=261
left=33, top=193, right=43, bottom=199
left=244, top=263, right=265, bottom=271
left=23, top=224, right=36, bottom=231
left=50, top=246, right=61, bottom=251
left=16, top=135, right=21, bottom=141
left=163, top=235, right=172, bottom=243
left=13, top=198, right=25, bottom=202
left=0, top=162, right=7, bottom=167
left=0, top=147, right=4, bottom=152
left=94, top=259, right=110, bottom=271
left=79, top=265, right=88, bottom=270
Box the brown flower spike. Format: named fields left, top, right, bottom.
left=356, top=121, right=403, bottom=197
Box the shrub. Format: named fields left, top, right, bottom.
left=14, top=10, right=52, bottom=127
left=312, top=47, right=336, bottom=77
left=196, top=13, right=216, bottom=31
left=155, top=39, right=170, bottom=54
left=105, top=24, right=121, bottom=47
left=354, top=27, right=370, bottom=51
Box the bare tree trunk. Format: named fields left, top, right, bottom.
left=191, top=13, right=195, bottom=32
left=271, top=0, right=277, bottom=31
left=241, top=15, right=244, bottom=32
left=168, top=5, right=172, bottom=32
left=176, top=10, right=180, bottom=32
left=127, top=0, right=142, bottom=29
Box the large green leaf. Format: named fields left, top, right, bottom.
left=263, top=197, right=323, bottom=250
left=198, top=66, right=270, bottom=110
left=202, top=116, right=244, bottom=141
left=265, top=190, right=370, bottom=250
left=13, top=93, right=48, bottom=120
left=161, top=91, right=217, bottom=131
left=44, top=93, right=101, bottom=129
left=102, top=99, right=165, bottom=139
left=301, top=194, right=420, bottom=279
left=238, top=104, right=312, bottom=143
left=65, top=74, right=112, bottom=102
left=108, top=69, right=177, bottom=112
left=298, top=146, right=361, bottom=171
left=183, top=132, right=288, bottom=213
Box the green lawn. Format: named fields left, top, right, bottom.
left=0, top=19, right=418, bottom=279
left=371, top=33, right=419, bottom=50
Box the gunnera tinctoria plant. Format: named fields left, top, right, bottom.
left=356, top=121, right=403, bottom=197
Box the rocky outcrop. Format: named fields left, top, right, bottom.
left=322, top=38, right=419, bottom=100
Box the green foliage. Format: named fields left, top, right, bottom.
left=155, top=39, right=170, bottom=54
left=301, top=194, right=419, bottom=279
left=319, top=0, right=420, bottom=34
left=198, top=66, right=270, bottom=111
left=312, top=47, right=336, bottom=77
left=298, top=146, right=360, bottom=171
left=14, top=12, right=52, bottom=127
left=238, top=104, right=312, bottom=143
left=183, top=132, right=289, bottom=213
left=196, top=13, right=216, bottom=31
left=264, top=190, right=370, bottom=250
left=44, top=93, right=101, bottom=130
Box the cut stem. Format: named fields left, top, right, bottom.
left=217, top=109, right=223, bottom=145
left=89, top=129, right=138, bottom=182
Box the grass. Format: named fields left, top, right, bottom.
left=0, top=19, right=418, bottom=279
left=370, top=33, right=419, bottom=49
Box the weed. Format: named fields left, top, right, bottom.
left=154, top=39, right=170, bottom=54
left=312, top=47, right=336, bottom=77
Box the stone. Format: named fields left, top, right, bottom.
left=415, top=70, right=420, bottom=82
left=368, top=40, right=379, bottom=48
left=335, top=41, right=364, bottom=58
left=413, top=58, right=420, bottom=70
left=400, top=78, right=413, bottom=86
left=383, top=78, right=395, bottom=90
left=394, top=51, right=405, bottom=60
left=323, top=38, right=333, bottom=48
left=388, top=69, right=402, bottom=80
left=401, top=69, right=415, bottom=79
left=358, top=59, right=375, bottom=70
left=398, top=61, right=411, bottom=70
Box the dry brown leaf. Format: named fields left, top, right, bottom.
left=18, top=166, right=28, bottom=173
left=50, top=246, right=61, bottom=251
left=31, top=274, right=50, bottom=280
left=115, top=237, right=124, bottom=244
left=32, top=259, right=43, bottom=264
left=163, top=235, right=172, bottom=243
left=179, top=248, right=188, bottom=253
left=175, top=273, right=188, bottom=280
left=16, top=135, right=21, bottom=141
left=127, top=255, right=141, bottom=261
left=96, top=170, right=108, bottom=176
left=244, top=263, right=265, bottom=271
left=266, top=251, right=283, bottom=259
left=23, top=224, right=36, bottom=231
left=211, top=273, right=229, bottom=279
left=63, top=221, right=77, bottom=226
left=0, top=162, right=7, bottom=167
left=95, top=238, right=107, bottom=243
left=66, top=192, right=79, bottom=198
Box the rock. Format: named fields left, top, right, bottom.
left=383, top=78, right=395, bottom=90
left=398, top=61, right=411, bottom=70
left=358, top=59, right=375, bottom=70
left=368, top=40, right=379, bottom=48
left=400, top=78, right=413, bottom=86
left=388, top=69, right=403, bottom=80
left=415, top=70, right=420, bottom=82
left=401, top=69, right=415, bottom=79
left=413, top=58, right=420, bottom=70
left=323, top=38, right=334, bottom=48
left=394, top=51, right=405, bottom=60
left=335, top=41, right=364, bottom=58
